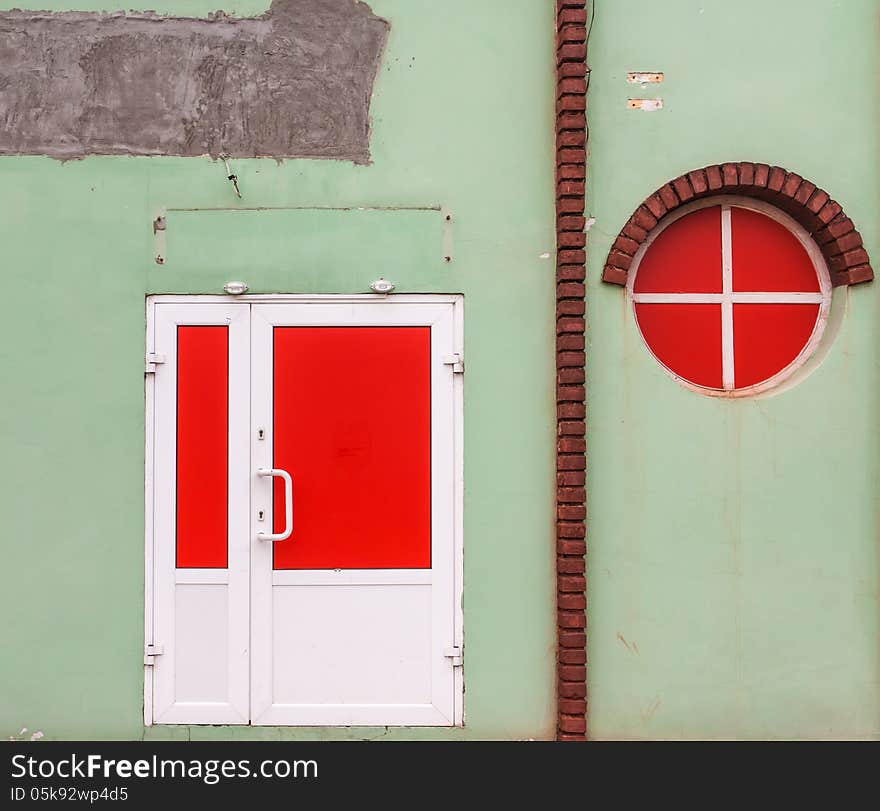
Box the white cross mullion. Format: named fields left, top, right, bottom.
left=631, top=291, right=824, bottom=304
left=720, top=206, right=735, bottom=391
left=631, top=293, right=723, bottom=304
left=730, top=292, right=824, bottom=304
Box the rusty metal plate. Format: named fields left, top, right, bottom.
left=627, top=98, right=664, bottom=111
left=627, top=72, right=664, bottom=84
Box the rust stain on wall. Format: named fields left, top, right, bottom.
left=0, top=0, right=389, bottom=162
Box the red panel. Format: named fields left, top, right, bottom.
left=633, top=206, right=723, bottom=293
left=733, top=304, right=820, bottom=388
left=634, top=303, right=723, bottom=389
left=273, top=327, right=431, bottom=570
left=176, top=326, right=228, bottom=568
left=731, top=207, right=819, bottom=292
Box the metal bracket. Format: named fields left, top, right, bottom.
left=152, top=206, right=167, bottom=266
left=441, top=205, right=454, bottom=264
left=144, top=643, right=164, bottom=666
left=444, top=645, right=463, bottom=667
left=442, top=353, right=464, bottom=374
left=145, top=352, right=166, bottom=374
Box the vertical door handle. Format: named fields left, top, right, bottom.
left=256, top=468, right=293, bottom=542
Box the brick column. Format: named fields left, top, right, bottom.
left=555, top=0, right=588, bottom=741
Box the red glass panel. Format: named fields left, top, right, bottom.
left=733, top=304, right=820, bottom=388
left=634, top=206, right=723, bottom=293
left=634, top=303, right=723, bottom=389
left=176, top=326, right=228, bottom=568
left=273, top=327, right=431, bottom=570
left=731, top=207, right=819, bottom=292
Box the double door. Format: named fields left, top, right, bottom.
left=146, top=297, right=463, bottom=726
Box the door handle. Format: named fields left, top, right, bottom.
left=256, top=468, right=293, bottom=542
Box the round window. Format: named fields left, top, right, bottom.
left=628, top=198, right=831, bottom=395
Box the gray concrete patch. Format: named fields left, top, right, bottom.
left=0, top=0, right=389, bottom=162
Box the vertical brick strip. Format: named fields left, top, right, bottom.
left=556, top=0, right=587, bottom=740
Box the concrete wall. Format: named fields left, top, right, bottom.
left=4, top=0, right=874, bottom=743
left=586, top=0, right=880, bottom=739
left=0, top=0, right=558, bottom=740
left=0, top=0, right=388, bottom=162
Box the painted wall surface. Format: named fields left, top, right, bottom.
left=0, top=1, right=558, bottom=740
left=586, top=0, right=880, bottom=739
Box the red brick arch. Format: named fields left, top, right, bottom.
left=602, top=163, right=874, bottom=288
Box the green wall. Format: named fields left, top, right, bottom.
left=0, top=0, right=558, bottom=740
left=586, top=0, right=880, bottom=739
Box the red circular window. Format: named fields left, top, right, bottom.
left=630, top=200, right=830, bottom=394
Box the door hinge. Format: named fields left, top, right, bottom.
left=444, top=645, right=463, bottom=667
left=145, top=352, right=166, bottom=374
left=144, top=642, right=164, bottom=666
left=442, top=353, right=464, bottom=374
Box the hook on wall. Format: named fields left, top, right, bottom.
left=221, top=155, right=242, bottom=199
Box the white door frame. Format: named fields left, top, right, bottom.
left=144, top=294, right=464, bottom=727
left=147, top=303, right=251, bottom=725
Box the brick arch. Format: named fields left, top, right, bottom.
left=602, top=163, right=873, bottom=288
